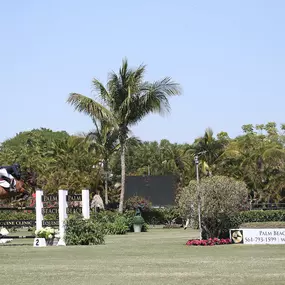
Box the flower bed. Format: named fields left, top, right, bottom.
left=186, top=238, right=232, bottom=246
left=35, top=227, right=59, bottom=240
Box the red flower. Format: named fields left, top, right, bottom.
left=186, top=237, right=232, bottom=246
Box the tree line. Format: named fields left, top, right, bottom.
left=1, top=122, right=285, bottom=207
left=1, top=59, right=285, bottom=212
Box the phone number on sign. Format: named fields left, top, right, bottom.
left=244, top=237, right=279, bottom=243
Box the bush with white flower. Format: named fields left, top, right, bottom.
left=35, top=227, right=60, bottom=240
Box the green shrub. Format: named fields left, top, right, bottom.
left=123, top=207, right=181, bottom=226
left=0, top=211, right=36, bottom=220
left=0, top=206, right=183, bottom=229
left=123, top=210, right=148, bottom=232
left=64, top=214, right=105, bottom=245
left=239, top=210, right=285, bottom=223
left=122, top=210, right=136, bottom=225
left=133, top=215, right=145, bottom=225
left=128, top=222, right=148, bottom=232
left=93, top=211, right=130, bottom=235
left=94, top=210, right=149, bottom=233
left=141, top=223, right=149, bottom=232
left=177, top=176, right=248, bottom=239
left=140, top=208, right=176, bottom=225
left=125, top=196, right=152, bottom=211
left=240, top=221, right=285, bottom=228
left=44, top=213, right=59, bottom=220
left=207, top=210, right=285, bottom=238
left=105, top=216, right=129, bottom=235
left=93, top=211, right=121, bottom=224
left=0, top=211, right=58, bottom=221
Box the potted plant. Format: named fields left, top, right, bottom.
left=132, top=215, right=145, bottom=233
left=35, top=227, right=60, bottom=246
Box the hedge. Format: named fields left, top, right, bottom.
left=239, top=210, right=285, bottom=223
left=2, top=208, right=285, bottom=230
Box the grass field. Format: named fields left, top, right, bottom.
left=1, top=228, right=285, bottom=285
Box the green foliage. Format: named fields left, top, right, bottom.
left=90, top=195, right=178, bottom=228
left=141, top=207, right=181, bottom=225
left=239, top=210, right=285, bottom=223
left=67, top=58, right=182, bottom=212
left=218, top=210, right=285, bottom=237
left=125, top=196, right=152, bottom=211
left=105, top=216, right=129, bottom=235
left=114, top=210, right=148, bottom=232
left=0, top=211, right=36, bottom=220
left=122, top=210, right=136, bottom=226
left=240, top=221, right=285, bottom=228
left=192, top=127, right=227, bottom=177
left=2, top=120, right=285, bottom=209
left=0, top=128, right=103, bottom=194
left=92, top=211, right=129, bottom=235
left=93, top=210, right=149, bottom=233
left=218, top=124, right=285, bottom=204
left=35, top=227, right=59, bottom=239
left=64, top=215, right=105, bottom=245
left=0, top=211, right=57, bottom=221
left=132, top=215, right=145, bottom=225
left=177, top=176, right=248, bottom=239
left=203, top=214, right=242, bottom=239
left=93, top=210, right=122, bottom=223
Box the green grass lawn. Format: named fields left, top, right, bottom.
left=1, top=228, right=285, bottom=285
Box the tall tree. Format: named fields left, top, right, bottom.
left=160, top=139, right=193, bottom=186
left=86, top=125, right=120, bottom=205
left=67, top=58, right=182, bottom=212
left=218, top=126, right=285, bottom=203
left=192, top=128, right=226, bottom=176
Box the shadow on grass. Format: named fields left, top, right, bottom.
left=0, top=243, right=31, bottom=246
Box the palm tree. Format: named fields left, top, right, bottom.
left=67, top=58, right=182, bottom=212
left=86, top=125, right=120, bottom=205
left=192, top=128, right=225, bottom=176
left=160, top=140, right=193, bottom=186
left=219, top=133, right=285, bottom=203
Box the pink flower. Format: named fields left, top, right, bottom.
left=186, top=237, right=232, bottom=246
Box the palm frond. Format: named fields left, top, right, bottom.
left=263, top=148, right=285, bottom=160
left=120, top=58, right=129, bottom=83
left=204, top=128, right=214, bottom=143
left=125, top=136, right=142, bottom=148
left=92, top=79, right=113, bottom=106
left=67, top=93, right=115, bottom=125
left=262, top=148, right=285, bottom=169
left=107, top=71, right=125, bottom=108
left=86, top=130, right=102, bottom=144
left=127, top=63, right=146, bottom=92
left=85, top=124, right=120, bottom=159
left=140, top=77, right=182, bottom=116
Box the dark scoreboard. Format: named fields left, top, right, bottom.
left=125, top=175, right=177, bottom=206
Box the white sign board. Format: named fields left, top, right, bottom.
left=33, top=238, right=46, bottom=247
left=230, top=229, right=285, bottom=245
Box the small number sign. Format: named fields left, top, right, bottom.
left=33, top=238, right=46, bottom=247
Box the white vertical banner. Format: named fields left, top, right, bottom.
left=58, top=189, right=68, bottom=246
left=81, top=189, right=90, bottom=219
left=35, top=189, right=43, bottom=231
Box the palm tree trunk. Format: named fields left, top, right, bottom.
left=104, top=161, right=109, bottom=205
left=104, top=175, right=108, bottom=205
left=118, top=142, right=126, bottom=213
